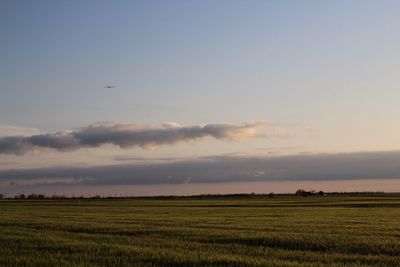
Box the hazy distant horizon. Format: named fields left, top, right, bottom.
left=3, top=179, right=400, bottom=198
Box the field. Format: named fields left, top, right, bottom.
left=1, top=195, right=400, bottom=267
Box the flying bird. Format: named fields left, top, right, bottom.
left=104, top=85, right=115, bottom=89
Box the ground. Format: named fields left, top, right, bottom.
left=1, top=195, right=400, bottom=266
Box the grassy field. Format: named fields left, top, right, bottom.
left=1, top=195, right=400, bottom=267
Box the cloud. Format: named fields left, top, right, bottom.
left=0, top=125, right=41, bottom=137
left=113, top=155, right=188, bottom=162
left=1, top=150, right=400, bottom=186
left=0, top=121, right=267, bottom=155
left=7, top=177, right=89, bottom=186
left=273, top=127, right=291, bottom=139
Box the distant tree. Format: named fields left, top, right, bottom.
left=15, top=193, right=26, bottom=199
left=318, top=190, right=326, bottom=196
left=268, top=192, right=274, bottom=198
left=27, top=194, right=38, bottom=199
left=0, top=194, right=3, bottom=199
left=295, top=189, right=306, bottom=195
left=295, top=189, right=316, bottom=197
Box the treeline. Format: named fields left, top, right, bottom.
left=295, top=189, right=327, bottom=196
left=295, top=189, right=386, bottom=197
left=0, top=190, right=389, bottom=200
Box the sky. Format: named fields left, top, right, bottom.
left=1, top=0, right=400, bottom=196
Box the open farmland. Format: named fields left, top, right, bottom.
left=1, top=195, right=400, bottom=267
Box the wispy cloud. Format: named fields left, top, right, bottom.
left=0, top=121, right=267, bottom=155
left=0, top=125, right=41, bottom=137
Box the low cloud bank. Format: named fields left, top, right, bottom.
left=1, top=151, right=400, bottom=186
left=0, top=121, right=266, bottom=155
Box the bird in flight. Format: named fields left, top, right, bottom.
left=104, top=85, right=115, bottom=89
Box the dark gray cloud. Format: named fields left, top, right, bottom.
left=0, top=121, right=266, bottom=155
left=1, top=151, right=400, bottom=186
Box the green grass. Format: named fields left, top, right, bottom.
left=1, top=195, right=400, bottom=266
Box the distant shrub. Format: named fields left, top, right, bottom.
left=27, top=194, right=46, bottom=199
left=295, top=189, right=306, bottom=196
left=295, top=189, right=320, bottom=197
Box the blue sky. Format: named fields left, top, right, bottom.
left=1, top=1, right=400, bottom=195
